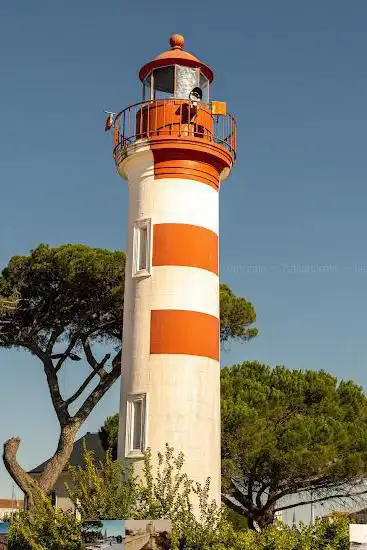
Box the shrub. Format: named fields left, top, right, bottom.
left=8, top=489, right=82, bottom=550
left=8, top=444, right=350, bottom=550
left=66, top=444, right=137, bottom=520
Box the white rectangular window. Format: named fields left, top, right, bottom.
left=132, top=400, right=143, bottom=449
left=133, top=218, right=152, bottom=278
left=138, top=225, right=148, bottom=271
left=126, top=393, right=147, bottom=456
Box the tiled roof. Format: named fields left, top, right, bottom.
left=0, top=499, right=23, bottom=509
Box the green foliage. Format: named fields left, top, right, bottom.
left=100, top=365, right=367, bottom=530
left=64, top=441, right=350, bottom=549
left=221, top=361, right=367, bottom=527
left=134, top=445, right=228, bottom=549
left=225, top=506, right=248, bottom=530
left=66, top=442, right=137, bottom=520
left=8, top=489, right=83, bottom=550
left=0, top=244, right=256, bottom=351
left=99, top=414, right=119, bottom=459
left=1, top=244, right=256, bottom=499
left=0, top=243, right=125, bottom=349
left=0, top=244, right=127, bottom=500
left=66, top=442, right=227, bottom=549
left=219, top=284, right=257, bottom=344
left=199, top=516, right=349, bottom=550
left=8, top=444, right=350, bottom=550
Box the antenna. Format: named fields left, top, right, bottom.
left=11, top=483, right=15, bottom=516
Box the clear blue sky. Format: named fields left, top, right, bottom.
left=1, top=0, right=367, bottom=501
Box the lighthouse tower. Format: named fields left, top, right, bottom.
left=113, top=34, right=236, bottom=505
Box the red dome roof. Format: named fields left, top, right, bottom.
left=139, top=34, right=214, bottom=83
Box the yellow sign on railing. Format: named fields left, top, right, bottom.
left=211, top=101, right=227, bottom=116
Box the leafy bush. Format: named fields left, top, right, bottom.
left=7, top=444, right=350, bottom=550
left=214, top=516, right=350, bottom=550
left=8, top=489, right=83, bottom=550
left=66, top=444, right=137, bottom=520
left=68, top=443, right=227, bottom=549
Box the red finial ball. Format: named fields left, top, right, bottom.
left=170, top=34, right=185, bottom=50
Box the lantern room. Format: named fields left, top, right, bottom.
left=111, top=34, right=236, bottom=170
left=139, top=34, right=213, bottom=102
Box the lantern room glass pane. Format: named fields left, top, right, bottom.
left=200, top=72, right=209, bottom=103
left=153, top=67, right=174, bottom=99
left=143, top=73, right=152, bottom=100
left=175, top=66, right=199, bottom=99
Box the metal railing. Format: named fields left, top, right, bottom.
left=113, top=99, right=236, bottom=162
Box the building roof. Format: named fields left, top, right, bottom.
left=348, top=508, right=367, bottom=523
left=139, top=34, right=214, bottom=83
left=28, top=432, right=106, bottom=475
left=0, top=499, right=23, bottom=509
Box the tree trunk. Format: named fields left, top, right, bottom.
left=38, top=422, right=80, bottom=493
left=3, top=438, right=39, bottom=507
left=255, top=507, right=276, bottom=530
left=3, top=421, right=81, bottom=507
left=247, top=517, right=256, bottom=530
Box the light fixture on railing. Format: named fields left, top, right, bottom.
left=189, top=87, right=203, bottom=109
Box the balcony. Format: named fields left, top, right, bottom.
left=113, top=99, right=236, bottom=167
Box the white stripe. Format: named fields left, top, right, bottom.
left=127, top=175, right=219, bottom=234
left=122, top=151, right=219, bottom=233
left=151, top=178, right=219, bottom=233
left=150, top=266, right=219, bottom=318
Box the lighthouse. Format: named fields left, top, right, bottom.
left=112, top=34, right=236, bottom=505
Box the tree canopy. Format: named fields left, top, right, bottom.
left=219, top=284, right=257, bottom=344
left=99, top=363, right=367, bottom=530
left=0, top=243, right=257, bottom=502
left=0, top=243, right=125, bottom=502
left=221, top=362, right=367, bottom=529
left=99, top=414, right=119, bottom=460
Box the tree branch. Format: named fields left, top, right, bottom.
left=54, top=333, right=81, bottom=373
left=46, top=327, right=64, bottom=355
left=43, top=356, right=70, bottom=425
left=65, top=370, right=98, bottom=406
left=270, top=476, right=356, bottom=506
left=22, top=340, right=69, bottom=425
left=229, top=478, right=254, bottom=511
left=66, top=348, right=112, bottom=407
left=274, top=489, right=367, bottom=513
left=221, top=493, right=251, bottom=517
left=3, top=437, right=39, bottom=504
left=82, top=338, right=110, bottom=379
left=256, top=483, right=269, bottom=509
left=38, top=422, right=81, bottom=493
left=74, top=350, right=121, bottom=424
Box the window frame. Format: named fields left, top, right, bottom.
left=152, top=66, right=175, bottom=99
left=132, top=218, right=152, bottom=278
left=143, top=72, right=153, bottom=101
left=143, top=65, right=210, bottom=103
left=199, top=71, right=210, bottom=103
left=125, top=393, right=147, bottom=458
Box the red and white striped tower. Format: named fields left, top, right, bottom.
left=111, top=34, right=236, bottom=505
